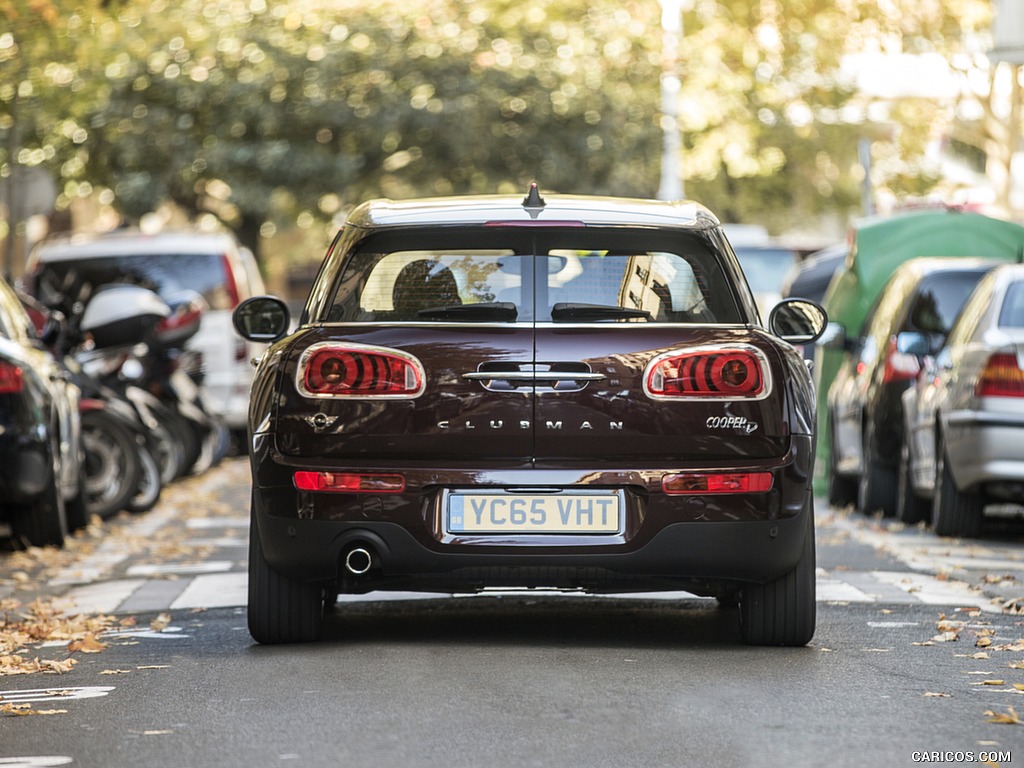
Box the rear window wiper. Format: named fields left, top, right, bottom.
left=550, top=303, right=652, bottom=322
left=416, top=302, right=518, bottom=321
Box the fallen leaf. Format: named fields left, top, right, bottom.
left=923, top=692, right=952, bottom=698
left=100, top=669, right=132, bottom=675
left=137, top=665, right=169, bottom=670
left=979, top=680, right=1006, bottom=686
left=984, top=706, right=1023, bottom=725
left=68, top=634, right=108, bottom=654
left=150, top=613, right=172, bottom=632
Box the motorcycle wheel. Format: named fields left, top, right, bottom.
left=81, top=410, right=143, bottom=520
left=126, top=445, right=162, bottom=514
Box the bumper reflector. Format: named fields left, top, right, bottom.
left=662, top=472, right=774, bottom=495
left=293, top=471, right=405, bottom=493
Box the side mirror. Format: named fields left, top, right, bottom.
left=768, top=298, right=828, bottom=344
left=232, top=296, right=291, bottom=342
left=896, top=330, right=931, bottom=357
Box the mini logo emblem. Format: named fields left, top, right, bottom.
left=304, top=413, right=338, bottom=432
left=706, top=415, right=759, bottom=433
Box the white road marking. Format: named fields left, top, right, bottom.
left=126, top=561, right=234, bottom=577
left=0, top=686, right=115, bottom=703
left=169, top=572, right=248, bottom=610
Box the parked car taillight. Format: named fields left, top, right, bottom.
left=975, top=353, right=1024, bottom=397
left=881, top=338, right=921, bottom=384
left=0, top=361, right=24, bottom=394
left=297, top=343, right=425, bottom=398
left=644, top=346, right=768, bottom=399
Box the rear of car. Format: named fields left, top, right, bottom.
left=25, top=230, right=265, bottom=433
left=237, top=192, right=825, bottom=646
left=0, top=276, right=81, bottom=547
left=926, top=264, right=1024, bottom=536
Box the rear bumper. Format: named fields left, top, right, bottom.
left=945, top=411, right=1024, bottom=490
left=249, top=433, right=816, bottom=592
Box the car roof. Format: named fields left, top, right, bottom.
left=342, top=192, right=721, bottom=232
left=30, top=229, right=238, bottom=262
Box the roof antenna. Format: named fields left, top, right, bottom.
left=522, top=182, right=545, bottom=210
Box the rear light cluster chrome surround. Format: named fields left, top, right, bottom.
left=643, top=344, right=771, bottom=401
left=296, top=342, right=425, bottom=399
left=662, top=471, right=774, bottom=495
left=975, top=353, right=1024, bottom=398
left=293, top=471, right=405, bottom=493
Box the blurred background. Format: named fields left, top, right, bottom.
left=3, top=0, right=1024, bottom=301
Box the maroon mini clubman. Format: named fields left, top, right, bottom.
left=233, top=186, right=827, bottom=646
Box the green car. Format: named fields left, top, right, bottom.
left=813, top=208, right=1024, bottom=497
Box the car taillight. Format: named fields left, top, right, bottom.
left=0, top=361, right=24, bottom=394
left=297, top=343, right=425, bottom=398
left=975, top=353, right=1024, bottom=397
left=293, top=471, right=405, bottom=493
left=662, top=472, right=774, bottom=494
left=644, top=346, right=769, bottom=399
left=881, top=337, right=920, bottom=384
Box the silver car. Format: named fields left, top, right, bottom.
left=901, top=263, right=1024, bottom=537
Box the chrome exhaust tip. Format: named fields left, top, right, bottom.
left=344, top=547, right=373, bottom=575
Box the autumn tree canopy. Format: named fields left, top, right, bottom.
left=0, top=0, right=1002, bottom=263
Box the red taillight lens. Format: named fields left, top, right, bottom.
left=645, top=347, right=767, bottom=399
left=293, top=471, right=405, bottom=493
left=0, top=361, right=24, bottom=394
left=662, top=472, right=774, bottom=494
left=881, top=338, right=921, bottom=384
left=221, top=253, right=241, bottom=308
left=298, top=343, right=425, bottom=398
left=975, top=353, right=1024, bottom=397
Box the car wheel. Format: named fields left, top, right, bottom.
left=896, top=442, right=928, bottom=525
left=10, top=434, right=68, bottom=548
left=738, top=496, right=815, bottom=646
left=81, top=410, right=143, bottom=520
left=827, top=417, right=857, bottom=508
left=858, top=428, right=898, bottom=517
left=932, top=444, right=982, bottom=538
left=248, top=502, right=325, bottom=644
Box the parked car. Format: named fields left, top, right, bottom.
left=783, top=242, right=846, bottom=306
left=814, top=209, right=1024, bottom=498
left=901, top=263, right=1024, bottom=537
left=0, top=275, right=86, bottom=548
left=232, top=187, right=827, bottom=646
left=24, top=229, right=266, bottom=439
left=825, top=257, right=1002, bottom=517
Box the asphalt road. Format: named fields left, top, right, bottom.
left=2, top=457, right=1024, bottom=768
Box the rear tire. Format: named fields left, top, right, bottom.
left=248, top=501, right=325, bottom=644
left=896, top=442, right=928, bottom=525
left=858, top=424, right=898, bottom=517
left=827, top=418, right=857, bottom=508
left=738, top=497, right=816, bottom=646
left=10, top=434, right=67, bottom=548
left=932, top=445, right=982, bottom=538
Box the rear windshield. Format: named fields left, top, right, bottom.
left=907, top=270, right=991, bottom=335
left=31, top=253, right=234, bottom=315
left=324, top=228, right=743, bottom=324
left=999, top=282, right=1024, bottom=328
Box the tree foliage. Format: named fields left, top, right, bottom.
left=0, top=0, right=1001, bottom=263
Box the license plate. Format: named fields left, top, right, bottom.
left=447, top=491, right=621, bottom=534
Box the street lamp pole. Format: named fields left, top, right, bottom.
left=657, top=0, right=684, bottom=201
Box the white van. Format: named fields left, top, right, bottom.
left=25, top=230, right=266, bottom=435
